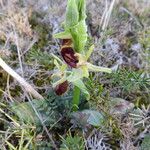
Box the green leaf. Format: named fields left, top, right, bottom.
left=51, top=54, right=64, bottom=65
left=72, top=79, right=90, bottom=100
left=60, top=134, right=84, bottom=150
left=11, top=99, right=59, bottom=126
left=54, top=0, right=87, bottom=52
left=5, top=141, right=17, bottom=150
left=12, top=101, right=39, bottom=125
left=82, top=110, right=104, bottom=127
left=66, top=68, right=90, bottom=99
left=67, top=68, right=83, bottom=82
left=53, top=31, right=72, bottom=39
left=77, top=0, right=86, bottom=21
left=108, top=97, right=134, bottom=115
left=54, top=59, right=60, bottom=70
left=141, top=135, right=150, bottom=150
left=72, top=110, right=104, bottom=127
left=65, top=0, right=79, bottom=28
left=70, top=20, right=87, bottom=52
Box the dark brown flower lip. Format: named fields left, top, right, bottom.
left=61, top=46, right=79, bottom=68
left=54, top=80, right=69, bottom=95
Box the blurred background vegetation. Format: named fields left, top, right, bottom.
left=0, top=0, right=150, bottom=149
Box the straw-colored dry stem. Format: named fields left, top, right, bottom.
left=0, top=57, right=44, bottom=100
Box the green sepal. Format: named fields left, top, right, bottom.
left=81, top=65, right=89, bottom=78
left=85, top=45, right=94, bottom=60
left=87, top=63, right=112, bottom=73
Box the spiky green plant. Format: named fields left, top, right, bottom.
left=60, top=133, right=85, bottom=150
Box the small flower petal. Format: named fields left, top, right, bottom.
left=62, top=39, right=72, bottom=46
left=61, top=46, right=79, bottom=68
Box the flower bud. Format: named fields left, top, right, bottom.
left=54, top=80, right=69, bottom=95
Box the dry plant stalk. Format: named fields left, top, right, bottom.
left=101, top=0, right=116, bottom=30
left=0, top=57, right=44, bottom=100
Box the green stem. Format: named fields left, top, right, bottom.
left=72, top=86, right=80, bottom=111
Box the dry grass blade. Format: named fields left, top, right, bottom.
left=0, top=57, right=44, bottom=100
left=101, top=0, right=116, bottom=30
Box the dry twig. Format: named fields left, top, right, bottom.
left=0, top=57, right=44, bottom=100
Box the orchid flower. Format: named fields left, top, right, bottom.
left=51, top=44, right=111, bottom=99
left=51, top=0, right=112, bottom=106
